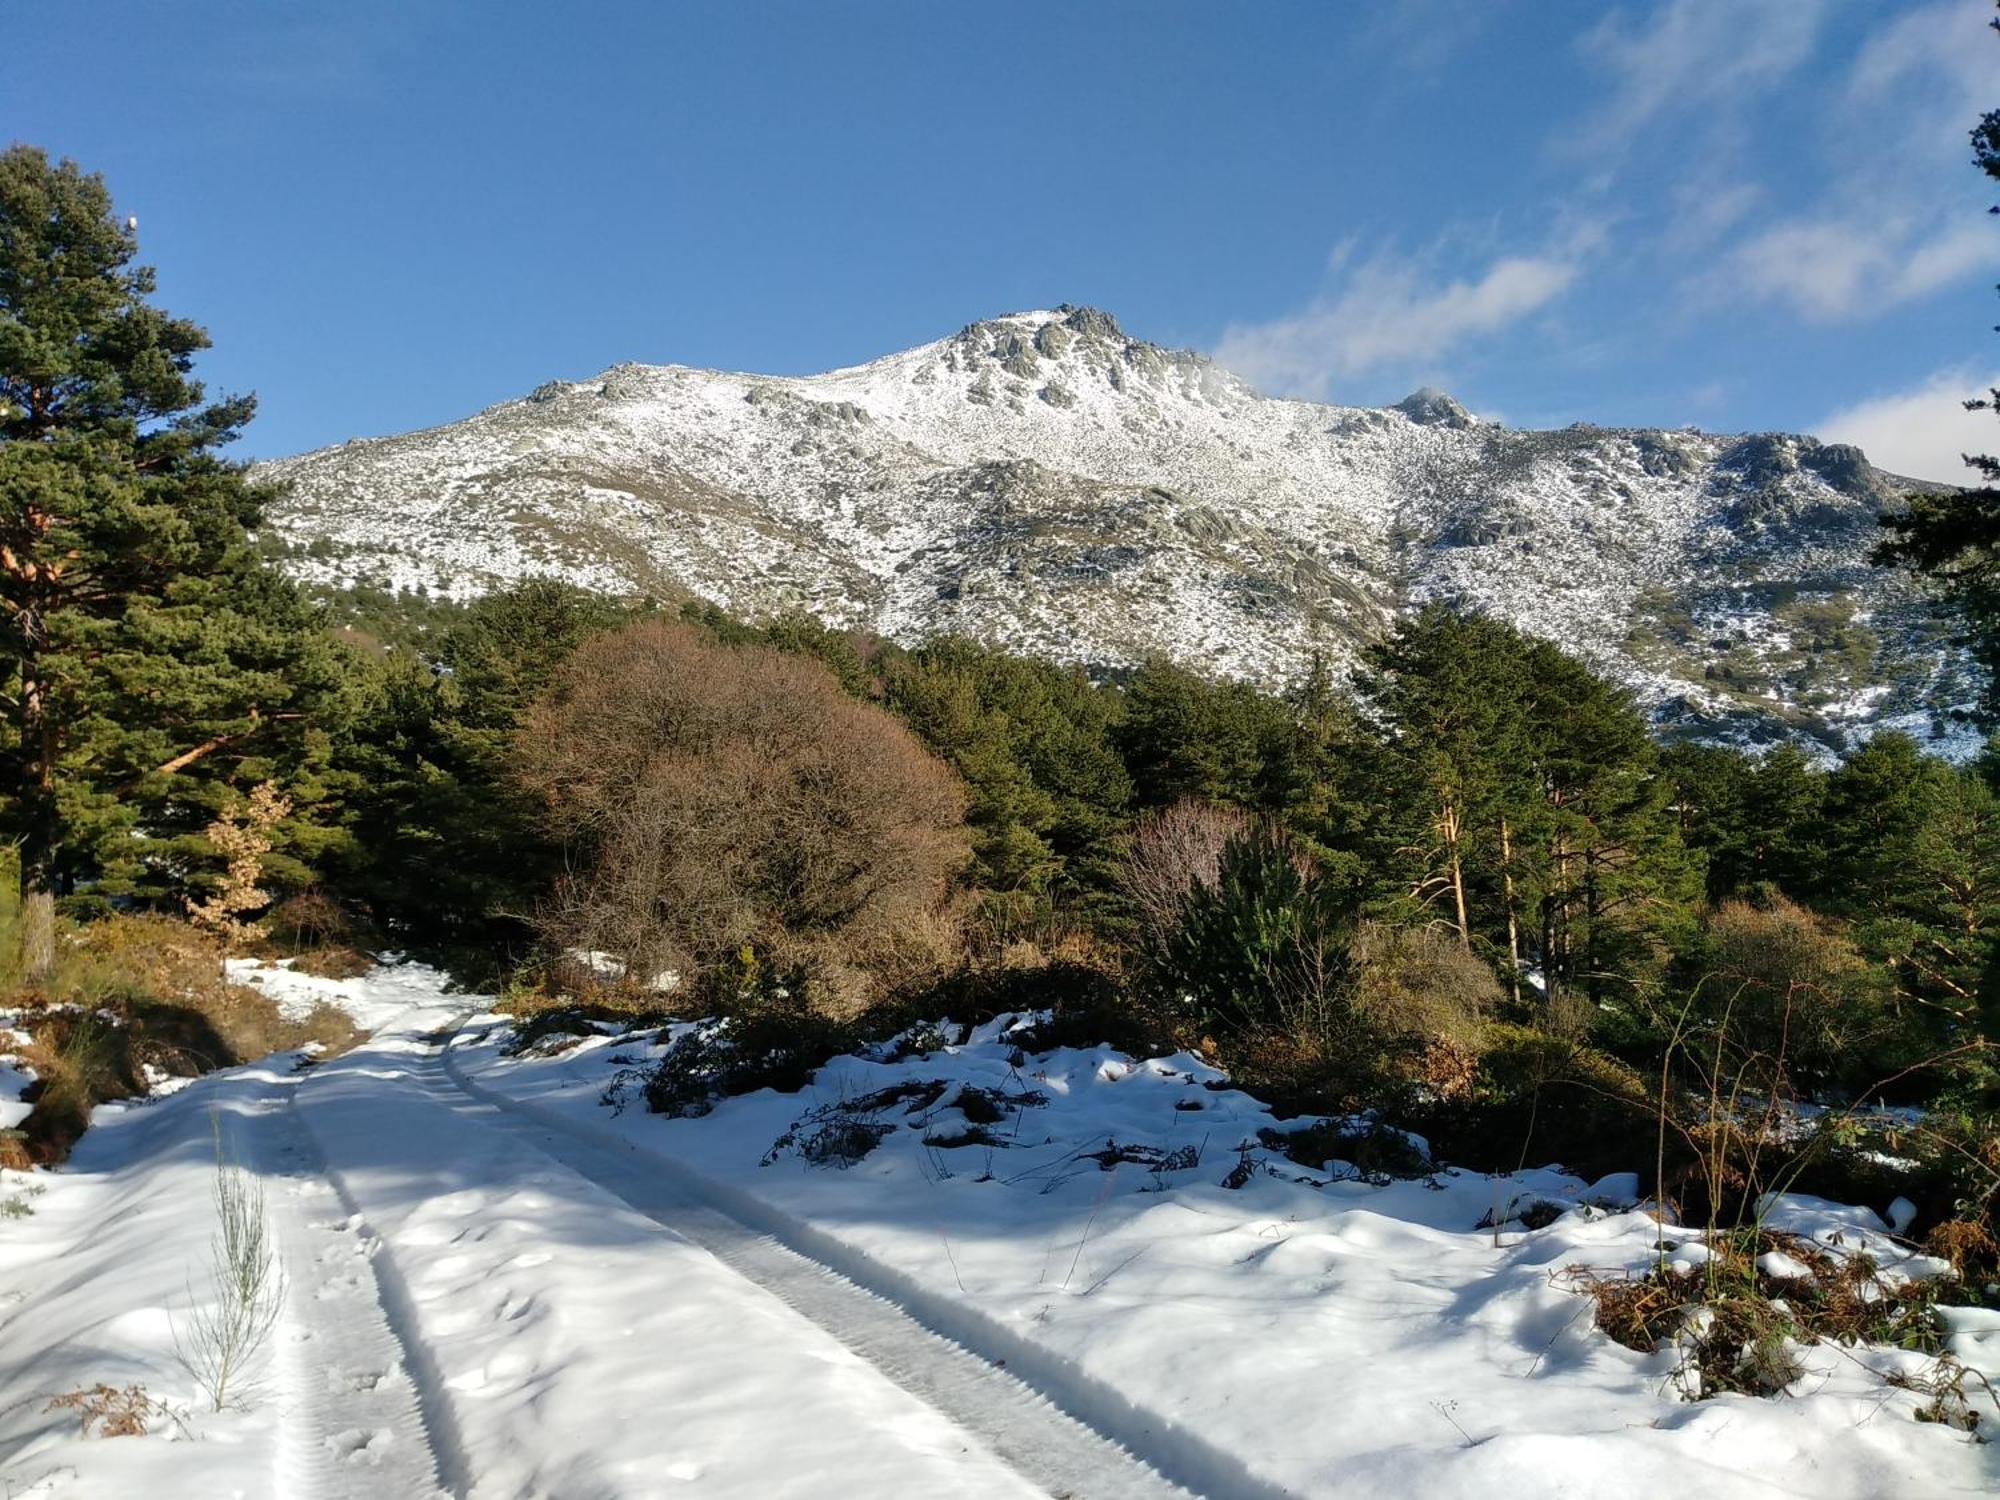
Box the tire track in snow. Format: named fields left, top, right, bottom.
left=433, top=1026, right=1303, bottom=1500
left=274, top=1060, right=473, bottom=1500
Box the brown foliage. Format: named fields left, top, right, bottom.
left=517, top=621, right=969, bottom=1001
left=13, top=914, right=360, bottom=1164
left=46, top=1383, right=166, bottom=1438
left=185, top=782, right=292, bottom=951
left=1697, top=896, right=1887, bottom=1089
left=1118, top=799, right=1251, bottom=952
left=1578, top=1227, right=1960, bottom=1406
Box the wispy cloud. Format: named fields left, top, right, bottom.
left=1211, top=231, right=1597, bottom=401
left=1705, top=0, right=1999, bottom=321
left=1727, top=218, right=1998, bottom=322
left=1819, top=366, right=1999, bottom=485
left=1572, top=0, right=1826, bottom=152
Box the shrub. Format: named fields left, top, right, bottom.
left=1406, top=1023, right=1656, bottom=1182
left=518, top=621, right=969, bottom=1008
left=1147, top=822, right=1350, bottom=1040
left=184, top=782, right=293, bottom=952
left=1579, top=1227, right=1975, bottom=1409
left=1677, top=896, right=1893, bottom=1096
left=10, top=914, right=360, bottom=1163
left=174, top=1134, right=285, bottom=1411
left=257, top=888, right=375, bottom=978
left=1118, top=799, right=1251, bottom=954
left=608, top=991, right=853, bottom=1120
left=1347, top=920, right=1496, bottom=1052
left=45, top=1383, right=168, bottom=1438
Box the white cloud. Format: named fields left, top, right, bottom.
left=1726, top=218, right=2000, bottom=322
left=1707, top=1, right=2000, bottom=321
left=1574, top=0, right=1826, bottom=149
left=1212, top=240, right=1587, bottom=401
left=1819, top=367, right=2000, bottom=485
left=1848, top=0, right=1995, bottom=154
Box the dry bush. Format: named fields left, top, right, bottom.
left=18, top=1014, right=133, bottom=1161
left=1348, top=920, right=1497, bottom=1050
left=62, top=913, right=235, bottom=1011
left=261, top=888, right=353, bottom=950
left=1578, top=1227, right=1977, bottom=1409
left=1118, top=799, right=1251, bottom=952
left=46, top=1383, right=167, bottom=1438
left=841, top=899, right=972, bottom=1007
left=185, top=782, right=292, bottom=952
left=1928, top=1218, right=2000, bottom=1276
left=1696, top=896, right=1888, bottom=1093
left=518, top=621, right=968, bottom=1006
left=257, top=889, right=374, bottom=978
left=0, top=1133, right=32, bottom=1173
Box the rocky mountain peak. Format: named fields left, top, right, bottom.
left=255, top=310, right=1978, bottom=759
left=1393, top=388, right=1475, bottom=429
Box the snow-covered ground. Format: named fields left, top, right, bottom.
left=2, top=963, right=1995, bottom=1498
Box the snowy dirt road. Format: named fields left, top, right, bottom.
left=1, top=982, right=1199, bottom=1499
left=7, top=961, right=1997, bottom=1500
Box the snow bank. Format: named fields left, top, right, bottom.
left=224, top=956, right=458, bottom=1033
left=0, top=1061, right=302, bottom=1495
left=459, top=1005, right=2000, bottom=1500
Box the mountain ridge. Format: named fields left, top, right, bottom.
left=256, top=305, right=1978, bottom=756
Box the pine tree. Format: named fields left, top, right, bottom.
left=885, top=638, right=1131, bottom=901
left=1115, top=657, right=1293, bottom=811
left=1513, top=638, right=1697, bottom=1022
left=326, top=580, right=628, bottom=973
left=1358, top=607, right=1532, bottom=960
left=0, top=147, right=328, bottom=982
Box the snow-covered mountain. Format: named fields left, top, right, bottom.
left=258, top=306, right=1975, bottom=753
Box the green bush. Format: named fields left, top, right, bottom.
left=1148, top=823, right=1351, bottom=1039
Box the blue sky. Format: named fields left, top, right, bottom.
left=6, top=0, right=1998, bottom=478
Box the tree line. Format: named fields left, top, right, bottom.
left=4, top=139, right=2000, bottom=1168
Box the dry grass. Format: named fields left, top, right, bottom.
left=1580, top=1227, right=1958, bottom=1402
left=7, top=913, right=361, bottom=1164
left=45, top=1383, right=168, bottom=1438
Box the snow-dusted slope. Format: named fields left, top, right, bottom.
left=260, top=307, right=1975, bottom=753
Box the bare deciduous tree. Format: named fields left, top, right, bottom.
left=1118, top=799, right=1252, bottom=953
left=517, top=622, right=968, bottom=1000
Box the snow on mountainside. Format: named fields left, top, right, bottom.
left=257, top=306, right=1979, bottom=754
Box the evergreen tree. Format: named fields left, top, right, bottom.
left=1659, top=743, right=1750, bottom=899
left=1115, top=657, right=1293, bottom=810
left=1827, top=759, right=2000, bottom=1071
left=1357, top=607, right=1532, bottom=960
left=0, top=147, right=332, bottom=980
left=1149, top=821, right=1349, bottom=1039
left=328, top=580, right=630, bottom=976
left=1268, top=652, right=1375, bottom=892
left=1513, top=638, right=1698, bottom=1020
left=885, top=639, right=1130, bottom=901
left=1360, top=608, right=1695, bottom=1024
left=1815, top=733, right=1933, bottom=909
left=1737, top=743, right=1827, bottom=897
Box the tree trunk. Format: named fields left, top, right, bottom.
left=1544, top=826, right=1566, bottom=1019
left=1583, top=847, right=1601, bottom=1008
left=15, top=643, right=57, bottom=990
left=1499, top=816, right=1522, bottom=1007
left=1441, top=798, right=1471, bottom=950
left=18, top=882, right=53, bottom=990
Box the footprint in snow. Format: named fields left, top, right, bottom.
left=326, top=1426, right=393, bottom=1463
